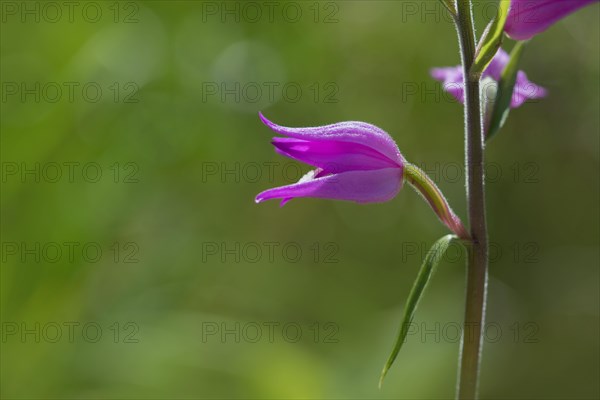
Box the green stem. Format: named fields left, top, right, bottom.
left=455, top=1, right=489, bottom=399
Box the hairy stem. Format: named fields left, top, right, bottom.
left=455, top=1, right=489, bottom=399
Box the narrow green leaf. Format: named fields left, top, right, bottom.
left=471, top=0, right=510, bottom=77
left=486, top=41, right=526, bottom=141
left=379, top=234, right=460, bottom=388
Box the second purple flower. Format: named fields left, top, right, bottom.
left=431, top=48, right=547, bottom=108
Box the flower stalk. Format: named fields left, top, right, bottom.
left=455, top=0, right=489, bottom=399
left=403, top=164, right=469, bottom=240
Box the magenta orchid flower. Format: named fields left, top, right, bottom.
left=255, top=112, right=405, bottom=205
left=504, top=0, right=599, bottom=41
left=431, top=48, right=547, bottom=108
left=255, top=113, right=469, bottom=239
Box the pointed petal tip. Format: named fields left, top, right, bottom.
left=258, top=111, right=274, bottom=128
left=429, top=67, right=443, bottom=79
left=270, top=137, right=291, bottom=148
left=429, top=68, right=442, bottom=81
left=255, top=192, right=292, bottom=206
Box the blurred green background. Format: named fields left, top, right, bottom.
left=1, top=1, right=599, bottom=399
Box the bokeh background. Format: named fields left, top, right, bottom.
left=1, top=1, right=599, bottom=399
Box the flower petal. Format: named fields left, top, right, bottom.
left=430, top=49, right=509, bottom=105
left=255, top=167, right=403, bottom=205
left=272, top=137, right=401, bottom=173
left=259, top=112, right=403, bottom=165
left=511, top=71, right=548, bottom=108
left=430, top=66, right=465, bottom=103
left=431, top=49, right=546, bottom=109
left=505, top=0, right=598, bottom=41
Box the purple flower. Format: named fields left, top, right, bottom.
left=430, top=48, right=547, bottom=108
left=505, top=0, right=598, bottom=41
left=255, top=113, right=405, bottom=206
